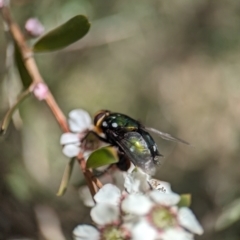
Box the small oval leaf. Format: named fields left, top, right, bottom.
left=33, top=15, right=90, bottom=52
left=177, top=194, right=191, bottom=208
left=86, top=147, right=118, bottom=169
left=215, top=198, right=240, bottom=231
left=1, top=88, right=30, bottom=135
left=56, top=158, right=75, bottom=196
left=14, top=42, right=32, bottom=88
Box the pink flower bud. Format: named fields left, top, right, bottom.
left=33, top=83, right=49, bottom=101
left=0, top=0, right=4, bottom=8
left=25, top=18, right=45, bottom=37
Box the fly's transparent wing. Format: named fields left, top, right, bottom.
left=116, top=132, right=156, bottom=175
left=145, top=127, right=190, bottom=145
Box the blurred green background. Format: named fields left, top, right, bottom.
left=1, top=0, right=240, bottom=239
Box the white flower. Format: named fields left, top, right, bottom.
left=94, top=183, right=121, bottom=206
left=68, top=109, right=92, bottom=133
left=73, top=224, right=100, bottom=240
left=60, top=133, right=81, bottom=158
left=60, top=109, right=92, bottom=158
left=122, top=194, right=153, bottom=215
left=90, top=203, right=120, bottom=225
left=124, top=187, right=203, bottom=239
left=90, top=184, right=122, bottom=226
left=74, top=181, right=203, bottom=240
left=131, top=219, right=158, bottom=240
left=79, top=169, right=125, bottom=207
left=178, top=207, right=204, bottom=235
left=74, top=184, right=128, bottom=239
left=161, top=228, right=194, bottom=240
left=149, top=190, right=180, bottom=206
left=124, top=170, right=150, bottom=194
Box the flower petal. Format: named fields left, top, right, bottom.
left=60, top=133, right=80, bottom=145
left=161, top=228, right=194, bottom=240
left=178, top=207, right=204, bottom=235
left=131, top=219, right=158, bottom=240
left=149, top=190, right=180, bottom=206
left=124, top=170, right=150, bottom=194
left=79, top=185, right=95, bottom=207
left=94, top=184, right=121, bottom=205
left=62, top=144, right=80, bottom=158
left=122, top=194, right=153, bottom=215
left=90, top=203, right=120, bottom=225
left=68, top=109, right=92, bottom=132
left=73, top=224, right=100, bottom=240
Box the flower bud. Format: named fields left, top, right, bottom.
left=32, top=82, right=48, bottom=101
left=25, top=18, right=45, bottom=37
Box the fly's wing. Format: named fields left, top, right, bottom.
left=145, top=127, right=190, bottom=145
left=115, top=132, right=156, bottom=175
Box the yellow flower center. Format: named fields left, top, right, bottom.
left=101, top=226, right=126, bottom=240
left=150, top=206, right=177, bottom=230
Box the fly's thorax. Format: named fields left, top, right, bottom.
left=103, top=113, right=139, bottom=132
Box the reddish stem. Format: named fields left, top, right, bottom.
left=1, top=6, right=101, bottom=196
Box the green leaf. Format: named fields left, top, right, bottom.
left=0, top=88, right=30, bottom=135
left=86, top=146, right=118, bottom=169
left=56, top=158, right=75, bottom=196
left=33, top=15, right=90, bottom=52
left=215, top=198, right=240, bottom=231
left=14, top=42, right=32, bottom=88
left=178, top=194, right=191, bottom=207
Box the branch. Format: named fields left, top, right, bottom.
left=78, top=152, right=102, bottom=197
left=1, top=6, right=68, bottom=132
left=0, top=5, right=101, bottom=197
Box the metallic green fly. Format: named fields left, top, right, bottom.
left=93, top=110, right=189, bottom=175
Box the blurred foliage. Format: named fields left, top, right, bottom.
left=1, top=0, right=240, bottom=239
left=215, top=198, right=240, bottom=232
left=57, top=158, right=75, bottom=197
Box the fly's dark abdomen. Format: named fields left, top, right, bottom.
left=116, top=151, right=131, bottom=171
left=140, top=129, right=163, bottom=162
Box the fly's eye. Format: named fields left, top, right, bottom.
left=93, top=110, right=110, bottom=126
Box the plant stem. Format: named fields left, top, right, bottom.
left=1, top=6, right=68, bottom=132
left=0, top=5, right=101, bottom=197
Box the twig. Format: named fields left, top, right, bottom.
left=1, top=6, right=68, bottom=132
left=77, top=152, right=102, bottom=197
left=0, top=5, right=101, bottom=196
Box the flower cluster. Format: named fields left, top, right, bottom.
left=73, top=180, right=203, bottom=240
